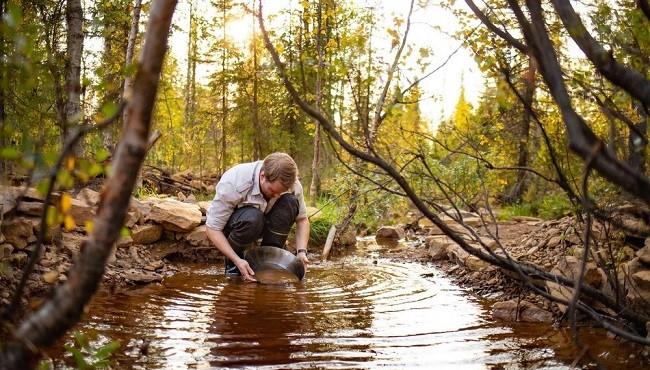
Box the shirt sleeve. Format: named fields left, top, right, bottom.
left=206, top=181, right=243, bottom=231
left=294, top=180, right=308, bottom=220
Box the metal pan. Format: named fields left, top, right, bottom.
left=244, top=246, right=306, bottom=281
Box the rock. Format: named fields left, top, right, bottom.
left=338, top=227, right=357, bottom=246
left=116, top=236, right=133, bottom=248
left=184, top=194, right=197, bottom=203
left=130, top=198, right=151, bottom=223
left=148, top=199, right=202, bottom=232
left=10, top=251, right=28, bottom=266
left=0, top=243, right=13, bottom=258
left=131, top=224, right=163, bottom=245
left=185, top=225, right=211, bottom=248
left=492, top=300, right=554, bottom=323
left=427, top=236, right=452, bottom=260
left=1, top=218, right=35, bottom=249
left=148, top=241, right=184, bottom=260
left=511, top=216, right=543, bottom=222
left=632, top=270, right=650, bottom=290
left=70, top=198, right=95, bottom=226
left=637, top=244, right=650, bottom=265
left=305, top=206, right=321, bottom=220
left=61, top=232, right=86, bottom=255
left=198, top=201, right=211, bottom=215
left=446, top=243, right=489, bottom=271
left=123, top=269, right=163, bottom=284
left=144, top=260, right=164, bottom=271
left=546, top=235, right=563, bottom=248
left=76, top=188, right=100, bottom=206
left=42, top=270, right=59, bottom=284
left=376, top=226, right=405, bottom=240
left=439, top=215, right=483, bottom=227
left=17, top=201, right=43, bottom=216
left=546, top=256, right=610, bottom=313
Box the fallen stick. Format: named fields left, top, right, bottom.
left=321, top=225, right=337, bottom=261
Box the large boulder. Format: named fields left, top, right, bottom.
left=376, top=226, right=405, bottom=240
left=69, top=198, right=95, bottom=226
left=426, top=235, right=452, bottom=260
left=17, top=201, right=43, bottom=217
left=546, top=256, right=610, bottom=313
left=492, top=300, right=554, bottom=323
left=1, top=218, right=35, bottom=249
left=147, top=199, right=202, bottom=232
left=76, top=188, right=100, bottom=206
left=446, top=243, right=490, bottom=271
left=338, top=227, right=357, bottom=246
left=131, top=224, right=163, bottom=245
left=185, top=225, right=211, bottom=248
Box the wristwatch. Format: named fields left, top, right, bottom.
left=296, top=249, right=307, bottom=255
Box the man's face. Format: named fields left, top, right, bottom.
left=260, top=171, right=289, bottom=200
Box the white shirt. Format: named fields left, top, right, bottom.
left=205, top=160, right=308, bottom=231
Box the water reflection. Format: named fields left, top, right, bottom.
left=47, top=238, right=650, bottom=369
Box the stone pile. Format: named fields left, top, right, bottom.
left=0, top=185, right=220, bottom=305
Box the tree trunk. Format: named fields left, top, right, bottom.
left=628, top=99, right=648, bottom=173
left=122, top=0, right=143, bottom=126
left=0, top=1, right=177, bottom=367
left=505, top=56, right=537, bottom=203
left=65, top=0, right=83, bottom=156
left=220, top=1, right=228, bottom=173
left=251, top=0, right=262, bottom=159
left=0, top=0, right=6, bottom=179
left=309, top=0, right=323, bottom=205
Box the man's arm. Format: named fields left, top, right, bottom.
left=294, top=217, right=310, bottom=265
left=206, top=226, right=256, bottom=282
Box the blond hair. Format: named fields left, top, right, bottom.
left=262, top=152, right=298, bottom=188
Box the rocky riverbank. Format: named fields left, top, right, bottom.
left=373, top=210, right=650, bottom=344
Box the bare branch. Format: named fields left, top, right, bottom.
left=550, top=0, right=650, bottom=107
left=465, top=0, right=527, bottom=52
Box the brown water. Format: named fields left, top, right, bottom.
left=51, top=238, right=649, bottom=369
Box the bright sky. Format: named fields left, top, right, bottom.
left=168, top=0, right=485, bottom=129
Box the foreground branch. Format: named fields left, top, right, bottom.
left=0, top=1, right=177, bottom=367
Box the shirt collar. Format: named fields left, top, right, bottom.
left=251, top=160, right=263, bottom=196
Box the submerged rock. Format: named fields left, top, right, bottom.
left=492, top=300, right=554, bottom=323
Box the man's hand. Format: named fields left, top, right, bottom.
left=297, top=250, right=310, bottom=266
left=235, top=257, right=256, bottom=282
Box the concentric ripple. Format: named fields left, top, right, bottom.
left=50, top=239, right=648, bottom=369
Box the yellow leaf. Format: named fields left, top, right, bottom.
left=61, top=193, right=72, bottom=213
left=64, top=215, right=76, bottom=231
left=65, top=156, right=75, bottom=171
left=85, top=220, right=94, bottom=233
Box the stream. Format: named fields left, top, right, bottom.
left=51, top=238, right=648, bottom=369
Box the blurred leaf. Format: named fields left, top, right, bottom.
left=73, top=331, right=90, bottom=349
left=64, top=344, right=89, bottom=369
left=36, top=179, right=51, bottom=198
left=63, top=215, right=76, bottom=231
left=46, top=206, right=58, bottom=227
left=85, top=220, right=94, bottom=233
left=65, top=156, right=75, bottom=171
left=120, top=227, right=131, bottom=237
left=95, top=340, right=120, bottom=360
left=0, top=147, right=20, bottom=160
left=61, top=193, right=72, bottom=213
left=95, top=148, right=110, bottom=162
left=100, top=101, right=119, bottom=120
left=36, top=359, right=53, bottom=370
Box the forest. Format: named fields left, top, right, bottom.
left=1, top=0, right=650, bottom=368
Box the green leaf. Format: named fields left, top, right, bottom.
left=36, top=179, right=52, bottom=198
left=74, top=331, right=90, bottom=349
left=100, top=101, right=119, bottom=119
left=0, top=147, right=20, bottom=160
left=95, top=340, right=120, bottom=360
left=95, top=148, right=110, bottom=162
left=120, top=227, right=131, bottom=237
left=64, top=344, right=89, bottom=369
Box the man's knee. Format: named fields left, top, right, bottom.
left=227, top=207, right=264, bottom=246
